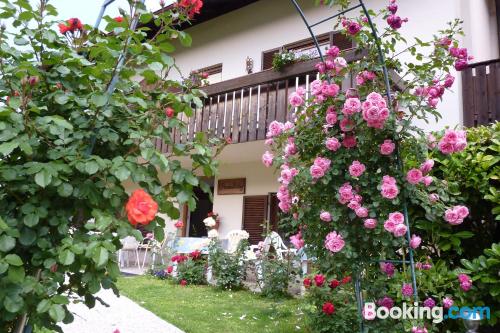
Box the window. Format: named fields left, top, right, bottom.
left=242, top=195, right=268, bottom=245
left=261, top=32, right=354, bottom=70
left=195, top=63, right=223, bottom=85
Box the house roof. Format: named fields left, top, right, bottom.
left=155, top=0, right=260, bottom=30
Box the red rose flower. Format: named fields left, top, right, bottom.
left=341, top=276, right=352, bottom=284
left=189, top=250, right=202, bottom=260
left=180, top=279, right=187, bottom=286
left=58, top=23, right=70, bottom=34
left=329, top=279, right=340, bottom=289
left=314, top=274, right=326, bottom=287
left=303, top=278, right=312, bottom=288
left=166, top=266, right=173, bottom=274
left=67, top=18, right=83, bottom=31
left=178, top=0, right=203, bottom=18
left=114, top=16, right=124, bottom=23
left=165, top=107, right=175, bottom=118
left=125, top=189, right=158, bottom=226
left=174, top=220, right=184, bottom=228
left=322, top=302, right=335, bottom=315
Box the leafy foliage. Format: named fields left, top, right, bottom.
left=208, top=239, right=248, bottom=290
left=0, top=0, right=221, bottom=331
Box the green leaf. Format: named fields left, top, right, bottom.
left=57, top=183, right=73, bottom=197
left=92, top=246, right=109, bottom=267
left=91, top=94, right=108, bottom=107
left=56, top=65, right=71, bottom=75
left=8, top=266, right=25, bottom=283
left=4, top=295, right=24, bottom=313
left=35, top=169, right=52, bottom=188
left=36, top=299, right=51, bottom=313
left=0, top=262, right=8, bottom=274
left=49, top=304, right=66, bottom=322
left=5, top=254, right=23, bottom=266
left=54, top=93, right=69, bottom=105
left=0, top=141, right=19, bottom=156
left=23, top=213, right=39, bottom=227
left=14, top=37, right=29, bottom=45
left=0, top=234, right=16, bottom=252
left=85, top=161, right=99, bottom=175
left=179, top=31, right=192, bottom=47
left=59, top=249, right=75, bottom=266
left=184, top=173, right=199, bottom=186
left=113, top=166, right=131, bottom=181
left=19, top=228, right=37, bottom=246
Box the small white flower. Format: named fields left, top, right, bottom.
left=208, top=229, right=218, bottom=238
left=203, top=217, right=216, bottom=227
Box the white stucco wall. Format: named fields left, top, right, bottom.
left=212, top=160, right=279, bottom=239
left=170, top=0, right=498, bottom=131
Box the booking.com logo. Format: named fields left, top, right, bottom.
left=363, top=302, right=491, bottom=323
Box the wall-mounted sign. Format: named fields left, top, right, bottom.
left=217, top=178, right=246, bottom=195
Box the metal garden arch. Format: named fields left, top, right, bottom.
left=289, top=0, right=419, bottom=331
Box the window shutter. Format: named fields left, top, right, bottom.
left=262, top=48, right=281, bottom=70
left=242, top=195, right=268, bottom=244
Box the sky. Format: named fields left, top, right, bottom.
left=49, top=0, right=173, bottom=27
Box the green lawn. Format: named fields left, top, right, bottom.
left=116, top=276, right=307, bottom=333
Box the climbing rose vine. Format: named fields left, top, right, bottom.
left=265, top=0, right=471, bottom=331
left=0, top=0, right=221, bottom=331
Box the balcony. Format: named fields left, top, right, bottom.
left=156, top=50, right=364, bottom=153
left=462, top=59, right=500, bottom=127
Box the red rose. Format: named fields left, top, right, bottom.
left=114, top=16, right=124, bottom=23
left=166, top=266, right=173, bottom=274
left=180, top=279, right=187, bottom=286
left=189, top=250, right=201, bottom=260
left=303, top=278, right=312, bottom=288
left=322, top=302, right=335, bottom=315
left=67, top=18, right=83, bottom=31
left=178, top=0, right=203, bottom=18
left=174, top=220, right=184, bottom=228
left=329, top=279, right=340, bottom=289
left=165, top=107, right=175, bottom=118
left=341, top=276, right=352, bottom=284
left=314, top=274, right=326, bottom=287
left=125, top=189, right=158, bottom=226
left=58, top=23, right=69, bottom=34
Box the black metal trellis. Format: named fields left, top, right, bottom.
left=289, top=1, right=418, bottom=332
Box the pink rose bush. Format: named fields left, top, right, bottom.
left=264, top=1, right=472, bottom=331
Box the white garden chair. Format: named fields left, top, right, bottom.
left=226, top=230, right=250, bottom=253
left=118, top=236, right=140, bottom=268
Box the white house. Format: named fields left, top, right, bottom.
left=127, top=0, right=499, bottom=244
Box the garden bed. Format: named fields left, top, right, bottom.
left=116, top=276, right=306, bottom=333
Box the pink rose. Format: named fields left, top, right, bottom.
left=364, top=219, right=377, bottom=229
left=393, top=223, right=407, bottom=237
left=325, top=112, right=338, bottom=125
left=355, top=207, right=368, bottom=218
left=406, top=168, right=423, bottom=185
left=310, top=165, right=325, bottom=179
left=262, top=151, right=273, bottom=167
left=455, top=205, right=469, bottom=219
left=326, top=46, right=340, bottom=58
left=420, top=159, right=434, bottom=174
left=289, top=92, right=304, bottom=107
left=324, top=231, right=345, bottom=253
left=384, top=220, right=396, bottom=233
left=325, top=137, right=341, bottom=151
left=343, top=98, right=361, bottom=115
left=349, top=160, right=366, bottom=178
left=429, top=193, right=439, bottom=202
left=266, top=121, right=284, bottom=138
left=444, top=208, right=461, bottom=225
left=388, top=212, right=404, bottom=224
left=320, top=211, right=332, bottom=222
left=380, top=139, right=395, bottom=155
left=342, top=135, right=357, bottom=148
left=409, top=234, right=421, bottom=249
left=290, top=232, right=304, bottom=249
left=422, top=176, right=433, bottom=187
left=381, top=183, right=399, bottom=199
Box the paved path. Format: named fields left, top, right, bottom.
left=60, top=288, right=184, bottom=333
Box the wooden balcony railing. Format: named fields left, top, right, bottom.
left=462, top=59, right=500, bottom=127
left=156, top=50, right=364, bottom=153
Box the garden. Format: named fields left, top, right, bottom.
left=0, top=0, right=499, bottom=333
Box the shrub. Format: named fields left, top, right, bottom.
left=0, top=0, right=220, bottom=331
left=208, top=239, right=248, bottom=290
left=257, top=254, right=296, bottom=299
left=174, top=251, right=207, bottom=285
